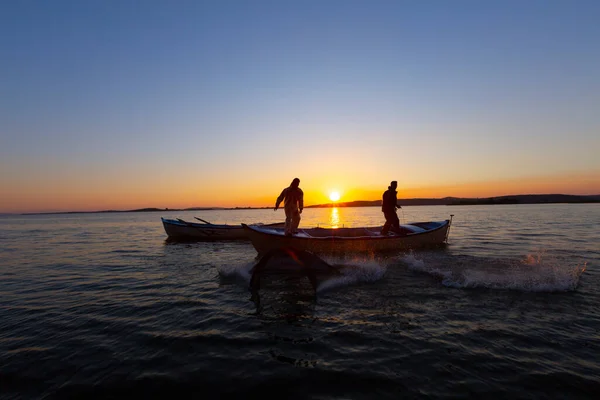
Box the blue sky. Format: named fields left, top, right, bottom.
left=1, top=0, right=599, bottom=212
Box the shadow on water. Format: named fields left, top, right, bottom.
left=216, top=246, right=391, bottom=325
left=249, top=275, right=318, bottom=323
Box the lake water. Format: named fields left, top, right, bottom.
left=1, top=204, right=598, bottom=399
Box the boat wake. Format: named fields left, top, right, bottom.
left=313, top=254, right=387, bottom=294
left=217, top=253, right=387, bottom=294
left=403, top=251, right=587, bottom=292
left=217, top=260, right=256, bottom=283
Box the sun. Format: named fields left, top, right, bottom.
left=329, top=191, right=341, bottom=202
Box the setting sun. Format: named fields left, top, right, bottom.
left=329, top=191, right=341, bottom=202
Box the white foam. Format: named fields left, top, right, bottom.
left=404, top=252, right=453, bottom=281
left=218, top=252, right=388, bottom=293
left=407, top=250, right=587, bottom=292
left=316, top=256, right=387, bottom=293
left=217, top=261, right=255, bottom=282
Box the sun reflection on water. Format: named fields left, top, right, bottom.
left=329, top=207, right=340, bottom=228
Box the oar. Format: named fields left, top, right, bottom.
left=195, top=217, right=211, bottom=224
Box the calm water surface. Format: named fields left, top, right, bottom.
left=1, top=204, right=599, bottom=399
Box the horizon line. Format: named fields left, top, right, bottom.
left=6, top=192, right=600, bottom=216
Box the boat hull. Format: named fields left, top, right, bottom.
left=242, top=219, right=452, bottom=255
left=161, top=218, right=285, bottom=241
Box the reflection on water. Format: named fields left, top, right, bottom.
left=1, top=205, right=599, bottom=399
left=329, top=207, right=340, bottom=228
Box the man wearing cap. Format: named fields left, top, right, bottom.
left=381, top=180, right=402, bottom=235
left=275, top=178, right=304, bottom=236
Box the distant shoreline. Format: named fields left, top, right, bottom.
left=14, top=194, right=600, bottom=215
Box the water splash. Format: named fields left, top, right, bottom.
left=406, top=250, right=587, bottom=292
left=402, top=252, right=450, bottom=278
left=217, top=253, right=387, bottom=293
left=316, top=256, right=387, bottom=293
left=217, top=260, right=255, bottom=282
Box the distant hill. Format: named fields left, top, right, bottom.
left=22, top=207, right=218, bottom=215
left=446, top=194, right=600, bottom=206
left=20, top=206, right=271, bottom=215
left=306, top=199, right=451, bottom=208
left=306, top=194, right=600, bottom=208
left=307, top=200, right=383, bottom=208
left=15, top=194, right=600, bottom=215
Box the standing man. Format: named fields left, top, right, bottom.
left=381, top=180, right=402, bottom=235
left=275, top=178, right=304, bottom=236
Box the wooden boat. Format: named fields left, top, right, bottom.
left=161, top=217, right=285, bottom=241
left=241, top=216, right=453, bottom=255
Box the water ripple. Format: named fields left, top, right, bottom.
left=1, top=206, right=599, bottom=398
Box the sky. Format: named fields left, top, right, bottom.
left=1, top=0, right=599, bottom=213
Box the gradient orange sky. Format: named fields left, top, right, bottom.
left=1, top=2, right=599, bottom=213
left=2, top=168, right=598, bottom=213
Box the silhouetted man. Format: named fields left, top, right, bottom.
left=381, top=180, right=402, bottom=235
left=275, top=178, right=304, bottom=236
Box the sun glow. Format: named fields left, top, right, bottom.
left=329, top=191, right=341, bottom=202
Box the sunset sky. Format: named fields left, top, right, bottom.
left=1, top=0, right=599, bottom=213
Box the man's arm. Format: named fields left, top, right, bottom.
left=275, top=188, right=287, bottom=210
left=298, top=189, right=304, bottom=213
